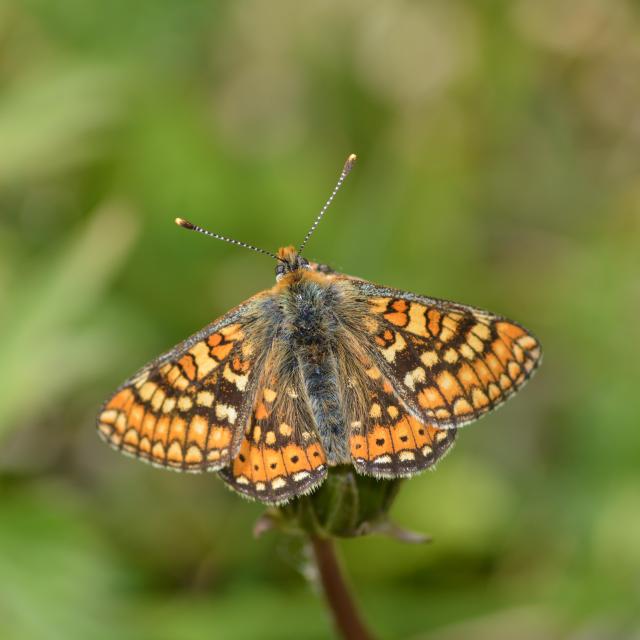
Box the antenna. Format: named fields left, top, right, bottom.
left=298, top=153, right=357, bottom=255
left=175, top=218, right=281, bottom=261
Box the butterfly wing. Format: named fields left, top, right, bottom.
left=348, top=358, right=456, bottom=477
left=352, top=281, right=542, bottom=429
left=218, top=355, right=327, bottom=504
left=97, top=294, right=273, bottom=472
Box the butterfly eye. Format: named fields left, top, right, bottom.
left=275, top=263, right=287, bottom=281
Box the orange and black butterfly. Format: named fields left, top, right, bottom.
left=97, top=155, right=542, bottom=505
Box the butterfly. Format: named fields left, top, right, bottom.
left=97, top=154, right=542, bottom=505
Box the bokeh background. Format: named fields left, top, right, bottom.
left=1, top=1, right=639, bottom=638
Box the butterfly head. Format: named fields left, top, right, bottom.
left=275, top=246, right=310, bottom=281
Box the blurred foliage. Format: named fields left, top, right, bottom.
left=1, top=0, right=639, bottom=638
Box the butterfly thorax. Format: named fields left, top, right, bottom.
left=271, top=271, right=355, bottom=465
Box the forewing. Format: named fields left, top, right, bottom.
left=354, top=282, right=542, bottom=428
left=219, top=367, right=327, bottom=505
left=97, top=297, right=270, bottom=472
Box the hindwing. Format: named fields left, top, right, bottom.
left=219, top=355, right=327, bottom=504
left=348, top=359, right=456, bottom=477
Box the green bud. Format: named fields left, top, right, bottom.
left=255, top=465, right=429, bottom=542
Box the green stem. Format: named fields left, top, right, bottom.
left=309, top=535, right=376, bottom=640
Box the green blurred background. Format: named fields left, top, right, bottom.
left=1, top=1, right=639, bottom=638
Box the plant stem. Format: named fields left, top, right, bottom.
left=309, top=535, right=376, bottom=640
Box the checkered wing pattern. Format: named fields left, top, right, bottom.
left=97, top=301, right=266, bottom=472
left=218, top=366, right=327, bottom=505
left=348, top=358, right=456, bottom=477
left=356, top=283, right=542, bottom=429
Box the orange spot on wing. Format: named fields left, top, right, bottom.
left=350, top=435, right=366, bottom=458
left=185, top=445, right=203, bottom=465
left=367, top=425, right=393, bottom=457
left=441, top=315, right=460, bottom=332
left=169, top=416, right=187, bottom=444
left=392, top=300, right=408, bottom=312
left=391, top=418, right=416, bottom=451
left=485, top=353, right=504, bottom=378
left=283, top=445, right=310, bottom=473
left=108, top=388, right=135, bottom=412
left=307, top=443, right=326, bottom=468
left=151, top=442, right=165, bottom=461
left=496, top=322, right=525, bottom=341
left=124, top=429, right=139, bottom=446
left=178, top=354, right=197, bottom=380
left=174, top=375, right=190, bottom=391
left=249, top=446, right=267, bottom=482
left=492, top=340, right=511, bottom=366
left=436, top=371, right=464, bottom=404
left=207, top=426, right=232, bottom=449
left=427, top=310, right=441, bottom=337
left=264, top=448, right=286, bottom=480
left=211, top=342, right=233, bottom=361
left=418, top=386, right=446, bottom=410
left=472, top=388, right=490, bottom=408
left=233, top=357, right=250, bottom=373
left=227, top=442, right=249, bottom=478
left=129, top=404, right=144, bottom=430
left=407, top=417, right=430, bottom=447
left=488, top=383, right=502, bottom=400
left=165, top=367, right=180, bottom=384
left=207, top=333, right=222, bottom=347
left=508, top=361, right=522, bottom=380
left=384, top=312, right=408, bottom=326
left=141, top=413, right=156, bottom=440
left=155, top=416, right=171, bottom=445
left=167, top=441, right=183, bottom=464
left=471, top=359, right=495, bottom=386
left=187, top=415, right=207, bottom=448
left=458, top=363, right=480, bottom=389
left=454, top=398, right=474, bottom=416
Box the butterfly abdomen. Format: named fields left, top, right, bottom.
left=280, top=278, right=350, bottom=465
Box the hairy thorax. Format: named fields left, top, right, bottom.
left=270, top=270, right=370, bottom=465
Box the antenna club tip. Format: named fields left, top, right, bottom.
left=175, top=217, right=194, bottom=229
left=344, top=153, right=357, bottom=174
